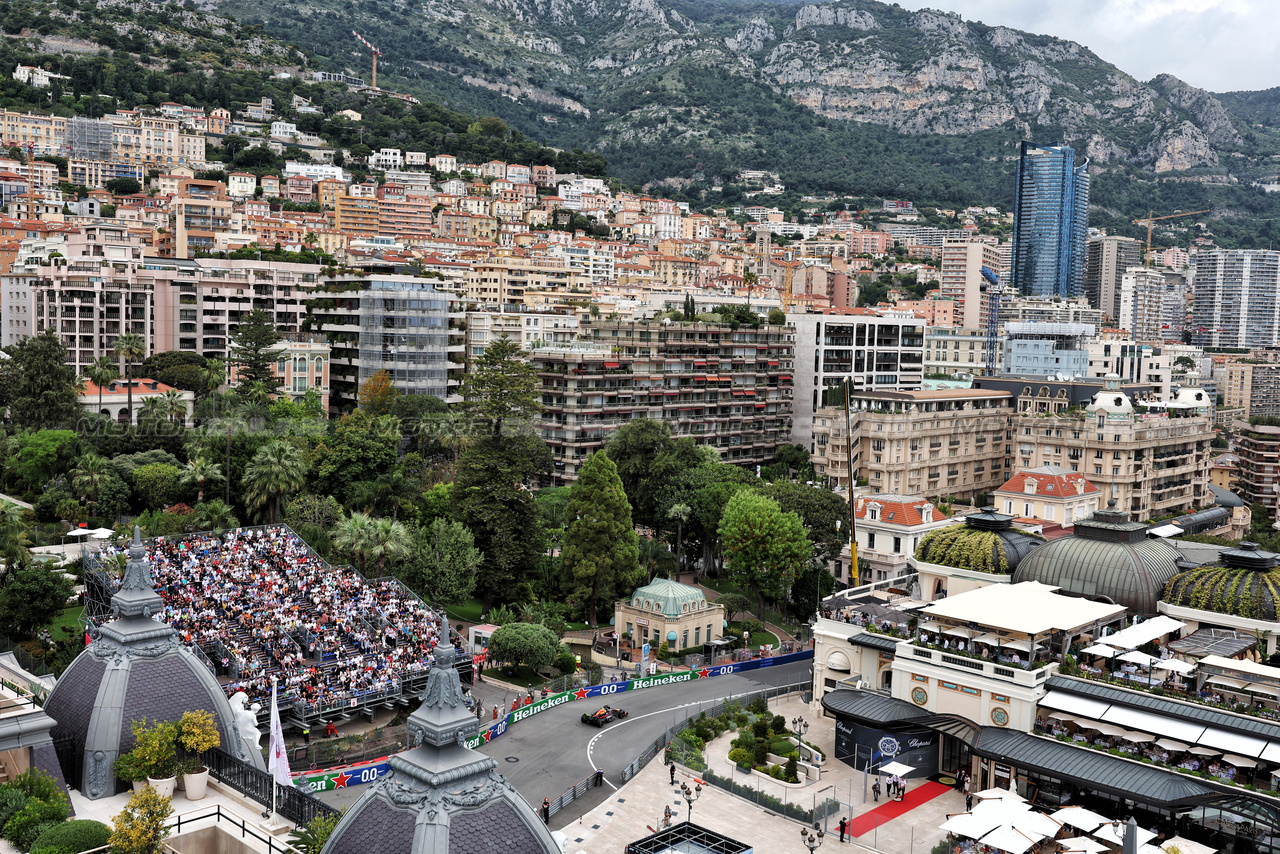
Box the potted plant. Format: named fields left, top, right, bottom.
left=176, top=710, right=220, bottom=800
left=132, top=719, right=178, bottom=799
left=113, top=751, right=149, bottom=794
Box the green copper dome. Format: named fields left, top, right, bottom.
left=630, top=578, right=710, bottom=616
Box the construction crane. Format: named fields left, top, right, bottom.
left=352, top=30, right=382, bottom=90
left=781, top=254, right=796, bottom=313
left=980, top=266, right=1001, bottom=376
left=1132, top=209, right=1209, bottom=265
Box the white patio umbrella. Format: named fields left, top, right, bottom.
left=1009, top=810, right=1062, bottom=839
left=1121, top=731, right=1156, bottom=744
left=1046, top=710, right=1077, bottom=722
left=1154, top=659, right=1196, bottom=675
left=879, top=760, right=915, bottom=776
left=981, top=826, right=1040, bottom=854
left=1161, top=836, right=1217, bottom=854
left=940, top=812, right=1004, bottom=840
left=1187, top=745, right=1220, bottom=756
left=975, top=788, right=1027, bottom=802
left=1060, top=837, right=1109, bottom=853
left=1088, top=722, right=1130, bottom=738
left=1223, top=753, right=1258, bottom=768
left=1051, top=807, right=1110, bottom=833
left=62, top=529, right=92, bottom=538
left=1093, top=822, right=1157, bottom=847
left=1081, top=644, right=1119, bottom=657
left=1155, top=738, right=1190, bottom=752
left=1119, top=650, right=1159, bottom=667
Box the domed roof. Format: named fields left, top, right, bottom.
left=1086, top=374, right=1134, bottom=415
left=630, top=578, right=709, bottom=616
left=320, top=615, right=560, bottom=854
left=44, top=528, right=264, bottom=800
left=1013, top=500, right=1181, bottom=614
left=914, top=509, right=1045, bottom=574
left=1163, top=542, right=1280, bottom=621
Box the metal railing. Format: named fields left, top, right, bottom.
left=544, top=770, right=606, bottom=820
left=163, top=804, right=303, bottom=853
left=201, top=747, right=338, bottom=826
left=618, top=679, right=807, bottom=784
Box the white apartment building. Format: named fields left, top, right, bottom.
left=1118, top=266, right=1167, bottom=342
left=463, top=309, right=580, bottom=357
left=548, top=243, right=615, bottom=282
left=924, top=327, right=993, bottom=376
left=788, top=310, right=926, bottom=449
left=1, top=234, right=69, bottom=346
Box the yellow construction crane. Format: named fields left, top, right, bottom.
left=352, top=30, right=382, bottom=89
left=781, top=258, right=796, bottom=313
left=1132, top=209, right=1209, bottom=265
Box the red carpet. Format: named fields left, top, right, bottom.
left=844, top=781, right=951, bottom=838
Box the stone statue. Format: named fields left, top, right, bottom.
left=229, top=691, right=263, bottom=757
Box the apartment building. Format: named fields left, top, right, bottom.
left=810, top=388, right=1015, bottom=499
left=924, top=327, right=995, bottom=376
left=993, top=465, right=1101, bottom=528
left=306, top=273, right=465, bottom=410
left=1085, top=235, right=1142, bottom=322
left=1001, top=296, right=1105, bottom=327
left=26, top=226, right=318, bottom=375
left=463, top=309, right=580, bottom=358
left=436, top=211, right=498, bottom=242
left=529, top=319, right=794, bottom=484
left=1191, top=250, right=1280, bottom=349
left=464, top=255, right=587, bottom=307
left=849, top=494, right=957, bottom=584
left=940, top=239, right=1003, bottom=328
left=334, top=193, right=380, bottom=238
left=1084, top=340, right=1172, bottom=397
left=0, top=111, right=67, bottom=157
left=1002, top=322, right=1093, bottom=378
left=788, top=309, right=926, bottom=449
left=1118, top=266, right=1167, bottom=342
left=1236, top=420, right=1280, bottom=518
left=164, top=179, right=236, bottom=259
left=1224, top=362, right=1280, bottom=418
left=272, top=338, right=331, bottom=412
left=998, top=376, right=1213, bottom=521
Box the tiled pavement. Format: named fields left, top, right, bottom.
left=562, top=694, right=965, bottom=854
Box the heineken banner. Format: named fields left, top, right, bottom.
left=292, top=649, right=813, bottom=790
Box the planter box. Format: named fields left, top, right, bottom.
left=750, top=765, right=806, bottom=789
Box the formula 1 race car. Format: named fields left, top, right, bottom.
left=581, top=705, right=629, bottom=727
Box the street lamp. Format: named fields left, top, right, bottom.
left=792, top=716, right=809, bottom=738
left=801, top=827, right=825, bottom=852
left=679, top=781, right=701, bottom=825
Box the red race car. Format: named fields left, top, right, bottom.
left=581, top=705, right=629, bottom=727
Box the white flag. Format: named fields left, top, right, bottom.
left=268, top=682, right=292, bottom=788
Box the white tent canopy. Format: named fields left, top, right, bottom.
left=1102, top=616, right=1185, bottom=651
left=1051, top=807, right=1110, bottom=833
left=981, top=826, right=1040, bottom=854
left=1155, top=738, right=1190, bottom=752
left=1060, top=837, right=1109, bottom=853
left=1161, top=836, right=1217, bottom=854
left=940, top=812, right=1003, bottom=840
left=1092, top=822, right=1157, bottom=847
left=974, top=788, right=1027, bottom=803
left=1119, top=650, right=1160, bottom=667
left=1081, top=644, right=1119, bottom=657
left=879, top=760, right=915, bottom=776
left=62, top=529, right=92, bottom=538
left=1154, top=659, right=1196, bottom=675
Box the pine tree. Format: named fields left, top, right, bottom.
left=460, top=337, right=540, bottom=436
left=563, top=451, right=639, bottom=627
left=229, top=308, right=282, bottom=398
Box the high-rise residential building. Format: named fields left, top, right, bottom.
left=1001, top=322, right=1094, bottom=378
left=1118, top=266, right=1167, bottom=342
left=787, top=309, right=926, bottom=450
left=1191, top=250, right=1280, bottom=349
left=1236, top=420, right=1280, bottom=518
left=1224, top=362, right=1280, bottom=419
left=939, top=239, right=1002, bottom=328
left=1010, top=142, right=1090, bottom=299
left=529, top=319, right=794, bottom=485
left=306, top=272, right=466, bottom=409
left=1085, top=235, right=1141, bottom=320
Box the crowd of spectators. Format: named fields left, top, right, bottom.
left=92, top=527, right=451, bottom=712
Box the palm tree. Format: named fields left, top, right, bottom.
left=71, top=453, right=111, bottom=516
left=332, top=512, right=376, bottom=573
left=371, top=415, right=402, bottom=443
left=180, top=456, right=224, bottom=504
left=161, top=389, right=188, bottom=427
left=0, top=500, right=33, bottom=577
left=86, top=356, right=119, bottom=432
left=201, top=358, right=226, bottom=399
left=138, top=396, right=166, bottom=430
left=112, top=331, right=147, bottom=427
left=242, top=442, right=307, bottom=523
left=190, top=499, right=238, bottom=533
left=239, top=400, right=270, bottom=432
left=366, top=517, right=411, bottom=575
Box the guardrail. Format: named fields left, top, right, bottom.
left=544, top=770, right=606, bottom=821
left=618, top=678, right=808, bottom=784
left=201, top=747, right=338, bottom=826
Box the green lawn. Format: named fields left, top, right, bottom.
left=443, top=600, right=485, bottom=624
left=488, top=664, right=552, bottom=689
left=730, top=621, right=779, bottom=650
left=49, top=607, right=84, bottom=642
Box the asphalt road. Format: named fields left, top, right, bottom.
left=314, top=659, right=811, bottom=828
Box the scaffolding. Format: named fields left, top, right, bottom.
left=356, top=278, right=454, bottom=398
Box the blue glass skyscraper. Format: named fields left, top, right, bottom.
left=1011, top=141, right=1090, bottom=299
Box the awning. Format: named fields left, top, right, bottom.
left=943, top=627, right=973, bottom=639
left=1153, top=659, right=1196, bottom=675
left=1155, top=738, right=1189, bottom=752
left=1122, top=731, right=1155, bottom=744
left=1100, top=706, right=1205, bottom=743
left=603, top=362, right=619, bottom=368
left=1002, top=639, right=1034, bottom=653
left=1059, top=837, right=1109, bottom=853
left=1223, top=753, right=1259, bottom=768
left=1148, top=524, right=1183, bottom=538
left=1260, top=742, right=1280, bottom=764
left=1120, top=651, right=1159, bottom=667
left=981, top=826, right=1039, bottom=854
left=1046, top=711, right=1077, bottom=723
left=1198, top=727, right=1268, bottom=757
left=1092, top=822, right=1157, bottom=847
left=1081, top=644, right=1119, bottom=657
left=1040, top=691, right=1111, bottom=719
left=1051, top=807, right=1109, bottom=833
left=1247, top=683, right=1280, bottom=697
left=1090, top=722, right=1130, bottom=738
left=1187, top=745, right=1220, bottom=756
left=1102, top=616, right=1185, bottom=651
left=779, top=375, right=792, bottom=380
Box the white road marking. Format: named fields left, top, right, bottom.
left=584, top=690, right=769, bottom=791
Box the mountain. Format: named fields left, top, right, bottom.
left=207, top=0, right=1280, bottom=244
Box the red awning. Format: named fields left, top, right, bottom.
left=779, top=375, right=792, bottom=381
left=732, top=390, right=744, bottom=396
left=604, top=361, right=620, bottom=368
left=768, top=360, right=779, bottom=366
left=695, top=361, right=707, bottom=366
left=755, top=403, right=766, bottom=409
left=744, top=389, right=756, bottom=396
left=665, top=390, right=679, bottom=395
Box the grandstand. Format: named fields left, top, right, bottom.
left=83, top=525, right=473, bottom=731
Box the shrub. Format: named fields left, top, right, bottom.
left=753, top=743, right=768, bottom=766
left=751, top=720, right=769, bottom=740
left=286, top=812, right=341, bottom=854
left=9, top=771, right=60, bottom=804
left=5, top=797, right=70, bottom=852
left=177, top=710, right=220, bottom=754
left=109, top=786, right=172, bottom=854
left=768, top=764, right=784, bottom=779
left=771, top=715, right=786, bottom=734
left=31, top=819, right=111, bottom=854
left=727, top=748, right=752, bottom=765
left=785, top=755, right=799, bottom=783
left=747, top=696, right=768, bottom=716
left=0, top=788, right=29, bottom=833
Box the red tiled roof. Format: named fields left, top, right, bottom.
left=995, top=470, right=1100, bottom=497
left=853, top=495, right=937, bottom=527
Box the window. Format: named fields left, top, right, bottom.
left=867, top=532, right=876, bottom=549
left=694, top=627, right=700, bottom=645
left=893, top=536, right=901, bottom=553
left=682, top=630, right=688, bottom=649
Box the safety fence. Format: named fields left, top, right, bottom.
left=618, top=678, right=808, bottom=784
left=544, top=770, right=606, bottom=821
left=201, top=747, right=339, bottom=826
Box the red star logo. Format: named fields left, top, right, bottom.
left=483, top=728, right=493, bottom=743
left=331, top=771, right=352, bottom=789
left=573, top=687, right=589, bottom=700
left=698, top=668, right=710, bottom=679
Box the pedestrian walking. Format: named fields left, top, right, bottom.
left=872, top=779, right=881, bottom=802
left=965, top=793, right=973, bottom=812
left=839, top=817, right=848, bottom=842
left=670, top=763, right=676, bottom=784
left=963, top=774, right=971, bottom=797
